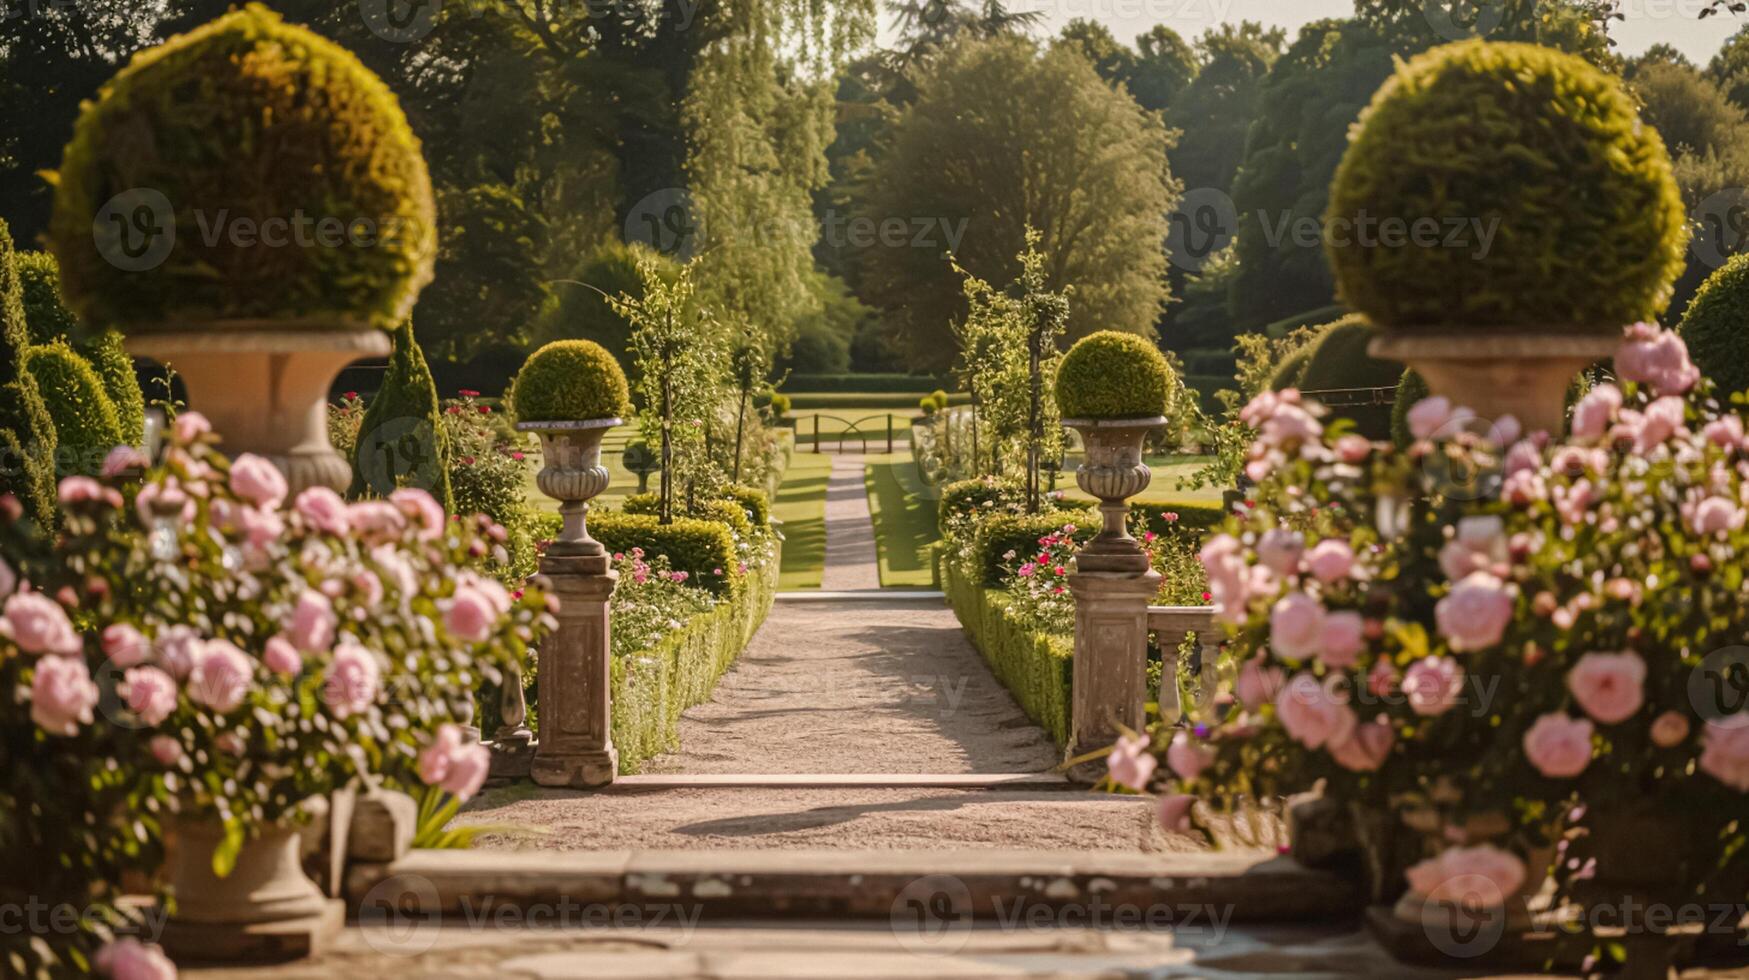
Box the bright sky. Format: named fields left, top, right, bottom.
left=876, top=0, right=1747, bottom=62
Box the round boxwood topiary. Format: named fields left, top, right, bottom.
left=48, top=4, right=436, bottom=331
left=510, top=340, right=631, bottom=423
left=1327, top=40, right=1686, bottom=332
left=1679, top=253, right=1749, bottom=397
left=23, top=342, right=124, bottom=475
left=1055, top=331, right=1173, bottom=420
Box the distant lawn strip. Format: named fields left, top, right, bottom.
left=788, top=408, right=914, bottom=451
left=774, top=451, right=832, bottom=590
left=1058, top=454, right=1224, bottom=509
left=864, top=454, right=940, bottom=589
left=786, top=392, right=969, bottom=411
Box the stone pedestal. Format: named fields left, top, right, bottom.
left=530, top=555, right=619, bottom=788
left=1066, top=567, right=1161, bottom=781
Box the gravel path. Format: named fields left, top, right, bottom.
left=820, top=456, right=881, bottom=590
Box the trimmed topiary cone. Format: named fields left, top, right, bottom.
left=0, top=220, right=57, bottom=525
left=22, top=342, right=125, bottom=477
left=350, top=320, right=455, bottom=510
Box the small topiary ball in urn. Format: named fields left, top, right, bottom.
left=510, top=340, right=632, bottom=566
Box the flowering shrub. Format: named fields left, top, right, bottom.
left=1000, top=523, right=1081, bottom=632
left=441, top=390, right=539, bottom=581
left=609, top=548, right=717, bottom=658
left=1130, top=323, right=1749, bottom=955
left=328, top=391, right=365, bottom=463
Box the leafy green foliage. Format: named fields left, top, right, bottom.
left=48, top=5, right=437, bottom=330
left=510, top=340, right=631, bottom=423
left=22, top=343, right=124, bottom=476
left=79, top=332, right=144, bottom=448
left=1267, top=344, right=1314, bottom=392
left=1056, top=331, right=1174, bottom=420
left=590, top=512, right=738, bottom=595
left=1293, top=316, right=1401, bottom=438
left=538, top=241, right=679, bottom=371
left=0, top=224, right=59, bottom=524
left=1390, top=369, right=1430, bottom=447
left=14, top=252, right=81, bottom=342
left=352, top=321, right=456, bottom=510
left=13, top=252, right=146, bottom=447
left=1327, top=41, right=1687, bottom=330
left=971, top=508, right=1098, bottom=587
left=1679, top=253, right=1749, bottom=397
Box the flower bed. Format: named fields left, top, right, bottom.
left=941, top=555, right=1073, bottom=745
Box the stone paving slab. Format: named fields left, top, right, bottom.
left=604, top=772, right=1070, bottom=790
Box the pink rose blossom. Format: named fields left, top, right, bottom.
left=1503, top=438, right=1543, bottom=476
left=58, top=476, right=106, bottom=505
left=1633, top=396, right=1687, bottom=452
left=171, top=411, right=211, bottom=445
left=95, top=937, right=178, bottom=980
left=3, top=591, right=82, bottom=656
left=1699, top=723, right=1749, bottom=791
left=1317, top=611, right=1366, bottom=669
left=1703, top=415, right=1745, bottom=450
left=1522, top=713, right=1593, bottom=778
left=1615, top=322, right=1700, bottom=397
left=1502, top=469, right=1548, bottom=507
left=1269, top=592, right=1325, bottom=661
left=1199, top=535, right=1251, bottom=625
left=390, top=488, right=446, bottom=540
left=445, top=586, right=498, bottom=644
left=189, top=640, right=252, bottom=714
left=123, top=666, right=179, bottom=726
left=1157, top=794, right=1196, bottom=832
left=101, top=446, right=150, bottom=477
left=1685, top=495, right=1744, bottom=537
left=289, top=590, right=337, bottom=653
left=1435, top=573, right=1513, bottom=652
left=1166, top=731, right=1215, bottom=782
left=149, top=735, right=183, bottom=767
left=30, top=655, right=98, bottom=735
left=1650, top=711, right=1691, bottom=748
left=294, top=486, right=351, bottom=535
left=1367, top=660, right=1398, bottom=698
left=1235, top=656, right=1285, bottom=710
left=1403, top=657, right=1464, bottom=716
left=348, top=501, right=407, bottom=543
left=1328, top=721, right=1394, bottom=772
left=155, top=626, right=203, bottom=679
left=417, top=723, right=492, bottom=800
left=1106, top=733, right=1156, bottom=791
left=1334, top=434, right=1372, bottom=463
left=1255, top=529, right=1304, bottom=576
left=1406, top=396, right=1474, bottom=441
left=1405, top=846, right=1526, bottom=907
left=1567, top=651, right=1646, bottom=725
left=1570, top=384, right=1622, bottom=441
left=102, top=624, right=150, bottom=668
left=263, top=635, right=303, bottom=676
left=1276, top=672, right=1356, bottom=749
left=1304, top=539, right=1355, bottom=584
left=228, top=454, right=288, bottom=509
left=1438, top=516, right=1507, bottom=581
left=323, top=641, right=381, bottom=718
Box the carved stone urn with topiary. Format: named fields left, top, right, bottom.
left=510, top=340, right=631, bottom=566
left=1327, top=40, right=1687, bottom=434
left=47, top=4, right=437, bottom=494
left=1057, top=330, right=1171, bottom=574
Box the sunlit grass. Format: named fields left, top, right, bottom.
left=864, top=453, right=941, bottom=589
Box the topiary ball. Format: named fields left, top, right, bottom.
left=1327, top=41, right=1686, bottom=332
left=1679, top=253, right=1749, bottom=397
left=510, top=340, right=631, bottom=422
left=1056, top=331, right=1173, bottom=420
left=48, top=4, right=436, bottom=331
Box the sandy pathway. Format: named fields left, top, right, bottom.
left=819, top=456, right=881, bottom=590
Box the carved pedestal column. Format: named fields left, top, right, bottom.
left=528, top=555, right=619, bottom=788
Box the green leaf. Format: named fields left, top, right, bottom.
left=212, top=820, right=245, bottom=879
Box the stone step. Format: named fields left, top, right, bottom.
left=601, top=772, right=1072, bottom=792
left=346, top=849, right=1360, bottom=927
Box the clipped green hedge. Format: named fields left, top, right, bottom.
left=590, top=512, right=738, bottom=595
left=972, top=508, right=1098, bottom=586
left=783, top=373, right=945, bottom=393
left=938, top=477, right=1024, bottom=530
left=0, top=222, right=58, bottom=524
left=1129, top=500, right=1227, bottom=537
left=942, top=557, right=1072, bottom=746
left=720, top=484, right=771, bottom=528
left=611, top=550, right=779, bottom=772
left=23, top=342, right=123, bottom=476
left=623, top=492, right=754, bottom=544
left=1296, top=315, right=1401, bottom=439
left=1267, top=344, right=1315, bottom=391
left=1057, top=331, right=1174, bottom=420
left=1679, top=253, right=1749, bottom=398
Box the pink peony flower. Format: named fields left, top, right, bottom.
left=1235, top=655, right=1285, bottom=710
left=1403, top=656, right=1464, bottom=716
left=1276, top=672, right=1356, bottom=749
left=1106, top=733, right=1156, bottom=791
left=1317, top=611, right=1366, bottom=669
left=1334, top=434, right=1372, bottom=463
left=1199, top=534, right=1251, bottom=625
left=263, top=635, right=303, bottom=676
left=189, top=640, right=252, bottom=714
left=323, top=641, right=381, bottom=718
left=1650, top=711, right=1691, bottom=748
left=294, top=486, right=351, bottom=535
left=1522, top=712, right=1594, bottom=778
left=1156, top=794, right=1196, bottom=832
left=390, top=488, right=446, bottom=540
left=1304, top=539, right=1356, bottom=584
left=348, top=501, right=407, bottom=543
left=1699, top=723, right=1749, bottom=791
left=1255, top=530, right=1304, bottom=576
left=102, top=623, right=150, bottom=668
left=1569, top=384, right=1622, bottom=441
left=95, top=937, right=178, bottom=980
left=288, top=590, right=337, bottom=653
left=1435, top=572, right=1513, bottom=652
left=418, top=723, right=465, bottom=784
left=1703, top=414, right=1745, bottom=450
left=445, top=586, right=498, bottom=644
left=101, top=445, right=150, bottom=477
left=30, top=655, right=98, bottom=735
left=154, top=626, right=203, bottom=679
left=1438, top=516, right=1507, bottom=581
left=1615, top=322, right=1700, bottom=397
left=3, top=591, right=82, bottom=656
left=1269, top=592, right=1326, bottom=661
left=170, top=411, right=211, bottom=445
left=228, top=454, right=288, bottom=509
left=1406, top=396, right=1474, bottom=441
left=1685, top=495, right=1744, bottom=537
left=149, top=735, right=183, bottom=767
left=1405, top=846, right=1526, bottom=907
left=1633, top=396, right=1687, bottom=452
left=1166, top=731, right=1215, bottom=782
left=123, top=666, right=179, bottom=726
left=58, top=476, right=106, bottom=505
left=1328, top=720, right=1394, bottom=772
left=1566, top=651, right=1646, bottom=725
left=1367, top=660, right=1399, bottom=698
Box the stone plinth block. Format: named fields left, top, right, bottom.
left=1066, top=567, right=1162, bottom=780
left=531, top=555, right=619, bottom=788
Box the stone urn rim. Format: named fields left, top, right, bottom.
left=1368, top=327, right=1620, bottom=363
left=514, top=417, right=623, bottom=433
left=1062, top=415, right=1168, bottom=429
left=123, top=319, right=390, bottom=357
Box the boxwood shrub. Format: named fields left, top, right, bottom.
left=49, top=5, right=437, bottom=330
left=1056, top=331, right=1174, bottom=420
left=720, top=485, right=771, bottom=528
left=1294, top=315, right=1401, bottom=438
left=1390, top=369, right=1430, bottom=447
left=510, top=339, right=631, bottom=422
left=972, top=508, right=1098, bottom=587
left=1678, top=253, right=1749, bottom=397
left=13, top=251, right=144, bottom=446
left=1129, top=501, right=1226, bottom=538
left=622, top=492, right=755, bottom=544
left=1327, top=41, right=1686, bottom=331
left=23, top=343, right=123, bottom=476
left=942, top=558, right=1072, bottom=745
left=1267, top=343, right=1315, bottom=392
left=589, top=512, right=738, bottom=595
left=938, top=477, right=1026, bottom=537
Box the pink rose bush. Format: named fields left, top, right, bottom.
left=1115, top=324, right=1749, bottom=925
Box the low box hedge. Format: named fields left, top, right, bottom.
left=590, top=512, right=739, bottom=595
left=971, top=508, right=1098, bottom=587
left=1129, top=500, right=1227, bottom=537
left=622, top=493, right=755, bottom=544
left=942, top=556, right=1072, bottom=746
left=611, top=544, right=780, bottom=772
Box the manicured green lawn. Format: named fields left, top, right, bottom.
left=1058, top=454, right=1224, bottom=508
left=864, top=453, right=941, bottom=589
left=774, top=452, right=832, bottom=590
left=786, top=409, right=916, bottom=451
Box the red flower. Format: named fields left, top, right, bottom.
left=478, top=405, right=492, bottom=414
left=344, top=391, right=359, bottom=400
left=446, top=406, right=462, bottom=415
left=1201, top=591, right=1212, bottom=602
left=459, top=389, right=481, bottom=398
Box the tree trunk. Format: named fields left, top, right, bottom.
left=733, top=390, right=748, bottom=483
left=659, top=357, right=674, bottom=525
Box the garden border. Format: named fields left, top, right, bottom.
left=941, top=553, right=1073, bottom=747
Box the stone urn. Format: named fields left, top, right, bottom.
left=1064, top=416, right=1165, bottom=574
left=1369, top=330, right=1617, bottom=437
left=516, top=418, right=620, bottom=568
left=127, top=322, right=390, bottom=495
left=159, top=817, right=340, bottom=961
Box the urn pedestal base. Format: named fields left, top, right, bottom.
left=1369, top=330, right=1617, bottom=436
left=159, top=819, right=343, bottom=963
